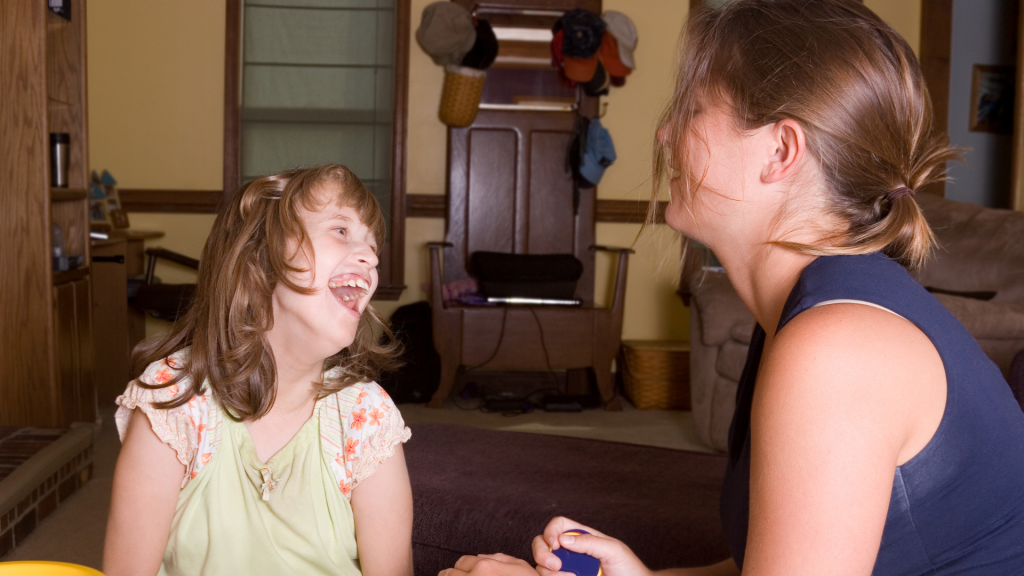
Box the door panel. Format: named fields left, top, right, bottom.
left=528, top=130, right=575, bottom=254
left=466, top=129, right=518, bottom=259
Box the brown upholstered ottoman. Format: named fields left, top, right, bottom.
left=406, top=423, right=730, bottom=576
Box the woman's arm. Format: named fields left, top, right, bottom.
left=103, top=409, right=186, bottom=576
left=743, top=303, right=945, bottom=575
left=351, top=443, right=414, bottom=576
left=655, top=559, right=739, bottom=576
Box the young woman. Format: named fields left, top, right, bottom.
left=104, top=165, right=413, bottom=576
left=444, top=1, right=1024, bottom=574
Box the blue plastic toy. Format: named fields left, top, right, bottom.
left=551, top=529, right=602, bottom=576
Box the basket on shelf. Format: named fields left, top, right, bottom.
left=620, top=340, right=691, bottom=410
left=439, top=65, right=486, bottom=127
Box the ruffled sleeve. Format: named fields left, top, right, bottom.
left=115, top=351, right=219, bottom=487
left=319, top=382, right=411, bottom=499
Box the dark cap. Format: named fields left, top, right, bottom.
left=559, top=8, right=605, bottom=59
left=461, top=19, right=498, bottom=70
left=581, top=62, right=609, bottom=97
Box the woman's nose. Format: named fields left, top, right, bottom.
left=657, top=123, right=671, bottom=145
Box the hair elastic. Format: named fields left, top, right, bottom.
left=887, top=186, right=915, bottom=203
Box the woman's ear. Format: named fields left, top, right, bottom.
left=762, top=118, right=806, bottom=184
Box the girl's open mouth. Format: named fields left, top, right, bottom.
left=329, top=275, right=369, bottom=311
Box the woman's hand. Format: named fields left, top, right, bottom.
left=441, top=553, right=540, bottom=575
left=532, top=517, right=653, bottom=576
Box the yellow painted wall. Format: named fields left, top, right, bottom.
left=865, top=0, right=921, bottom=55
left=87, top=0, right=223, bottom=287
left=87, top=0, right=925, bottom=340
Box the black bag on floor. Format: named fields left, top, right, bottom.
left=378, top=301, right=440, bottom=404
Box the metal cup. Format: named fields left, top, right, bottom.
left=50, top=133, right=69, bottom=188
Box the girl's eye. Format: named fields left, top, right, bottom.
left=335, top=227, right=348, bottom=236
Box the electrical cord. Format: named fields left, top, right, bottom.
left=451, top=304, right=568, bottom=414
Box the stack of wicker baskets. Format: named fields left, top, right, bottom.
left=620, top=340, right=691, bottom=410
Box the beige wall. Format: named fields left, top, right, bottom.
left=87, top=0, right=224, bottom=288
left=87, top=0, right=924, bottom=340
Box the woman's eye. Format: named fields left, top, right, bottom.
left=335, top=227, right=348, bottom=236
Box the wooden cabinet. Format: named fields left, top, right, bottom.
left=92, top=239, right=130, bottom=407
left=0, top=1, right=95, bottom=426
left=55, top=273, right=95, bottom=423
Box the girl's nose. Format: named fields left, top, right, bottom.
left=356, top=243, right=379, bottom=269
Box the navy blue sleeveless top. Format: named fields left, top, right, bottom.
left=720, top=253, right=1024, bottom=575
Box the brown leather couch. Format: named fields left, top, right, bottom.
left=687, top=194, right=1024, bottom=452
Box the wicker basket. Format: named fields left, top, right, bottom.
left=439, top=65, right=486, bottom=128
left=620, top=340, right=691, bottom=410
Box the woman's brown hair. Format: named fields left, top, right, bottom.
left=653, top=0, right=961, bottom=271
left=131, top=164, right=401, bottom=420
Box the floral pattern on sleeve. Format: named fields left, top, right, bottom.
left=318, top=382, right=411, bottom=499
left=114, top=350, right=223, bottom=488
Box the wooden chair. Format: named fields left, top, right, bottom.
left=428, top=106, right=631, bottom=409
left=130, top=248, right=198, bottom=323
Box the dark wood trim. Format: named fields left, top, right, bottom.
left=373, top=285, right=406, bottom=300
left=223, top=0, right=242, bottom=198
left=920, top=0, right=952, bottom=198
left=120, top=189, right=222, bottom=213
left=1013, top=0, right=1024, bottom=211
left=407, top=194, right=446, bottom=218
left=384, top=0, right=411, bottom=297
left=123, top=190, right=669, bottom=225
left=596, top=199, right=667, bottom=224
left=407, top=194, right=666, bottom=224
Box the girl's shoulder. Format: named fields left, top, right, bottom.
left=115, top=349, right=224, bottom=487
left=317, top=382, right=410, bottom=499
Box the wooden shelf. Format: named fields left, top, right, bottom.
left=51, top=188, right=88, bottom=202
left=54, top=266, right=89, bottom=285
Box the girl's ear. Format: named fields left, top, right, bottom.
left=761, top=118, right=806, bottom=184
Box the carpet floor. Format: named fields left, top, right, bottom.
left=1, top=399, right=710, bottom=568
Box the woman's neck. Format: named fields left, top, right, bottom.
left=716, top=243, right=818, bottom=340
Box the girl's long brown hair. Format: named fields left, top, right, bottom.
left=131, top=164, right=401, bottom=420
left=654, top=0, right=962, bottom=272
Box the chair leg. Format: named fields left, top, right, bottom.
left=593, top=363, right=622, bottom=411
left=428, top=356, right=460, bottom=408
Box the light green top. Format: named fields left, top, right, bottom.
left=159, top=405, right=361, bottom=576
left=115, top=353, right=411, bottom=576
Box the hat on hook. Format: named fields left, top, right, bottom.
left=602, top=11, right=637, bottom=70
left=416, top=2, right=477, bottom=66
left=560, top=8, right=606, bottom=59
left=550, top=28, right=577, bottom=88
left=598, top=32, right=631, bottom=78
left=564, top=54, right=599, bottom=83
left=582, top=62, right=610, bottom=96
left=461, top=18, right=499, bottom=70
left=579, top=118, right=616, bottom=186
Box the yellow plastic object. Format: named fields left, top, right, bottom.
left=0, top=562, right=104, bottom=575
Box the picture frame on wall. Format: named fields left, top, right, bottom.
left=970, top=64, right=1015, bottom=134
left=109, top=209, right=130, bottom=229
